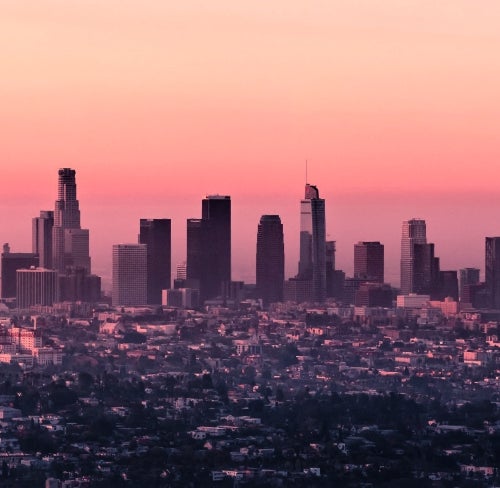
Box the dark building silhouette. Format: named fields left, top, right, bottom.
left=486, top=237, right=500, bottom=308
left=436, top=270, right=459, bottom=301
left=325, top=241, right=336, bottom=298
left=343, top=277, right=364, bottom=306
left=32, top=210, right=54, bottom=269
left=187, top=196, right=231, bottom=302
left=413, top=242, right=440, bottom=296
left=139, top=219, right=171, bottom=305
left=459, top=268, right=480, bottom=302
left=354, top=241, right=384, bottom=283
left=1, top=244, right=39, bottom=299
left=59, top=267, right=101, bottom=303
left=462, top=282, right=489, bottom=309
left=52, top=168, right=91, bottom=273
left=355, top=282, right=393, bottom=308
left=256, top=215, right=284, bottom=306
left=400, top=219, right=426, bottom=294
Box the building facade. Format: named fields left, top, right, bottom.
left=256, top=215, right=284, bottom=306
left=400, top=219, right=427, bottom=295
left=112, top=244, right=147, bottom=307
left=187, top=195, right=231, bottom=302
left=1, top=245, right=39, bottom=299
left=485, top=237, right=500, bottom=309
left=354, top=241, right=384, bottom=283
left=32, top=210, right=54, bottom=269
left=16, top=268, right=59, bottom=309
left=139, top=219, right=171, bottom=305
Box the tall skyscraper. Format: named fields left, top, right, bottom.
left=459, top=268, right=480, bottom=301
left=187, top=195, right=231, bottom=302
left=256, top=215, right=284, bottom=306
left=297, top=184, right=326, bottom=302
left=52, top=168, right=91, bottom=273
left=354, top=241, right=384, bottom=283
left=32, top=210, right=54, bottom=269
left=400, top=219, right=427, bottom=294
left=112, top=244, right=147, bottom=307
left=485, top=237, right=500, bottom=309
left=1, top=244, right=39, bottom=299
left=139, top=219, right=171, bottom=305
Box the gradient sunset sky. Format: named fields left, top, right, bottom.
left=1, top=1, right=500, bottom=288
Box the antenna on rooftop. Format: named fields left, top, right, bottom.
left=305, top=159, right=308, bottom=184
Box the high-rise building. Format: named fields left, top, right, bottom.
left=256, top=215, right=284, bottom=306
left=112, top=244, right=147, bottom=307
left=186, top=195, right=231, bottom=302
left=139, top=219, right=171, bottom=305
left=354, top=241, right=384, bottom=283
left=413, top=242, right=440, bottom=296
left=59, top=267, right=101, bottom=303
left=1, top=244, right=39, bottom=299
left=325, top=241, right=336, bottom=298
left=459, top=268, right=480, bottom=301
left=52, top=168, right=91, bottom=273
left=16, top=268, right=59, bottom=309
left=485, top=237, right=500, bottom=309
left=32, top=210, right=54, bottom=269
left=297, top=184, right=326, bottom=302
left=400, top=219, right=427, bottom=294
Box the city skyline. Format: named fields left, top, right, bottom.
left=1, top=2, right=500, bottom=288
left=2, top=167, right=500, bottom=293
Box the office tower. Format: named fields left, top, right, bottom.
left=139, top=219, right=171, bottom=305
left=437, top=270, right=459, bottom=301
left=459, top=268, right=480, bottom=301
left=32, top=211, right=54, bottom=269
left=59, top=267, right=101, bottom=303
left=413, top=242, right=440, bottom=296
left=297, top=184, right=326, bottom=302
left=16, top=268, right=59, bottom=309
left=355, top=283, right=393, bottom=308
left=400, top=219, right=427, bottom=294
left=52, top=168, right=91, bottom=273
left=256, top=215, right=284, bottom=306
left=354, top=241, right=384, bottom=283
left=202, top=195, right=231, bottom=298
left=325, top=241, right=336, bottom=297
left=112, top=244, right=147, bottom=306
left=485, top=237, right=500, bottom=309
left=1, top=245, right=39, bottom=299
left=186, top=195, right=231, bottom=302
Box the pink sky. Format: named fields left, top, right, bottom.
left=1, top=1, right=500, bottom=289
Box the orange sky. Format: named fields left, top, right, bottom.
left=1, top=1, right=500, bottom=288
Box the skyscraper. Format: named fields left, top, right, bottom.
left=459, top=268, right=480, bottom=301
left=400, top=219, right=427, bottom=294
left=298, top=184, right=326, bottom=302
left=187, top=195, right=231, bottom=302
left=32, top=210, right=54, bottom=269
left=139, top=219, right=171, bottom=305
left=256, top=215, right=284, bottom=306
left=485, top=237, right=500, bottom=309
left=1, top=244, right=39, bottom=299
left=52, top=168, right=91, bottom=273
left=354, top=241, right=384, bottom=283
left=112, top=244, right=147, bottom=306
